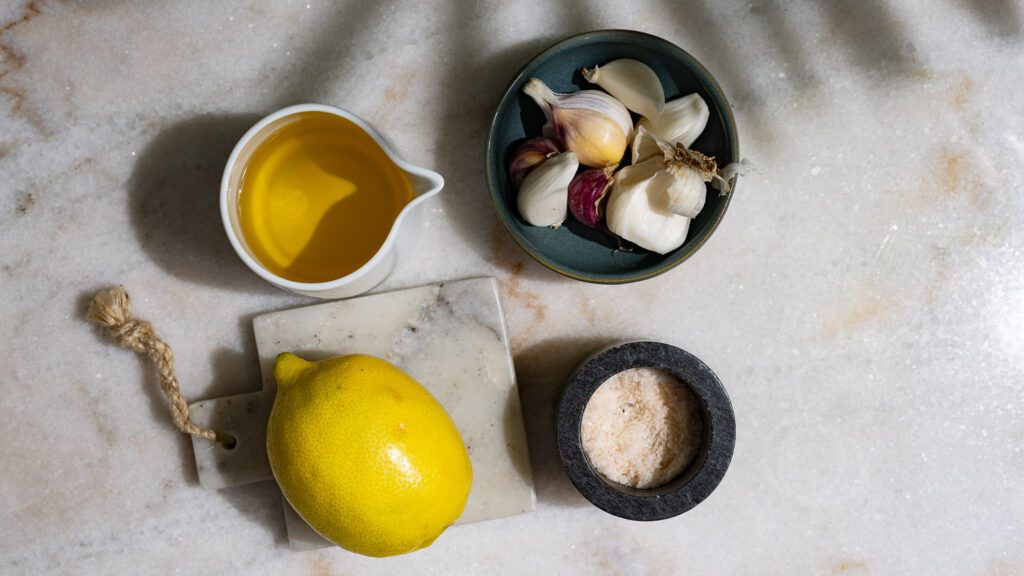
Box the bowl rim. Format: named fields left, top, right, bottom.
left=556, top=341, right=736, bottom=520
left=485, top=29, right=739, bottom=284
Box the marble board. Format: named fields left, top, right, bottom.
left=189, top=277, right=536, bottom=549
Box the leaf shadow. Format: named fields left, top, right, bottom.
left=817, top=0, right=920, bottom=78
left=432, top=1, right=600, bottom=284
left=959, top=0, right=1022, bottom=38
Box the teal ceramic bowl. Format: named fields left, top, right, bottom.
left=485, top=30, right=739, bottom=283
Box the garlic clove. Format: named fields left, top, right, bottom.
left=606, top=166, right=691, bottom=255
left=553, top=105, right=629, bottom=168
left=508, top=137, right=560, bottom=189
left=582, top=59, right=665, bottom=119
left=522, top=78, right=632, bottom=168
left=516, top=151, right=579, bottom=227
left=567, top=167, right=614, bottom=228
left=638, top=93, right=709, bottom=149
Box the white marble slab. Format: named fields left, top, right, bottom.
left=3, top=1, right=1024, bottom=574
left=189, top=277, right=535, bottom=548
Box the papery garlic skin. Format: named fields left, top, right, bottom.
left=615, top=155, right=661, bottom=187
left=517, top=151, right=579, bottom=227
left=582, top=59, right=665, bottom=119
left=652, top=166, right=706, bottom=218
left=522, top=78, right=632, bottom=168
left=631, top=125, right=663, bottom=165
left=508, top=137, right=559, bottom=189
left=638, top=93, right=709, bottom=150
left=660, top=144, right=715, bottom=218
left=606, top=161, right=691, bottom=255
left=713, top=158, right=755, bottom=195
left=630, top=127, right=714, bottom=218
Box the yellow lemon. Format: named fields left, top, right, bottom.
left=266, top=353, right=472, bottom=557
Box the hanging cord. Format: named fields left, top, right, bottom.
left=86, top=286, right=235, bottom=448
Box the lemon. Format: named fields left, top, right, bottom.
left=266, top=353, right=472, bottom=557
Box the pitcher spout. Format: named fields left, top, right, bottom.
left=402, top=165, right=444, bottom=200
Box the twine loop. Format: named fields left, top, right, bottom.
left=87, top=286, right=234, bottom=448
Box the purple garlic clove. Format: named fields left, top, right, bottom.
left=508, top=137, right=560, bottom=189
left=568, top=167, right=614, bottom=228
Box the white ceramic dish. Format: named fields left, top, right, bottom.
left=220, top=103, right=444, bottom=299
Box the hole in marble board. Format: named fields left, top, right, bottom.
left=220, top=434, right=238, bottom=451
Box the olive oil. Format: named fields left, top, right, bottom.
left=237, top=112, right=413, bottom=283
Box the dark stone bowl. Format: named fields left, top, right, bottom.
left=556, top=341, right=735, bottom=520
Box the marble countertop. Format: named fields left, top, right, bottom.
left=2, top=1, right=1023, bottom=574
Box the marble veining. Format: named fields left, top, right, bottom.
left=2, top=1, right=1024, bottom=574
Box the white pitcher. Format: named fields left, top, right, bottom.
left=220, top=104, right=444, bottom=299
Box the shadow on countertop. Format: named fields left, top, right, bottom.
left=961, top=0, right=1022, bottom=38
left=127, top=114, right=279, bottom=295
left=128, top=0, right=399, bottom=293
left=430, top=0, right=565, bottom=284
left=514, top=336, right=620, bottom=509
left=127, top=0, right=1023, bottom=296
left=817, top=0, right=920, bottom=77
left=114, top=0, right=1024, bottom=545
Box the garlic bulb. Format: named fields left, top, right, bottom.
left=508, top=137, right=559, bottom=189
left=522, top=78, right=632, bottom=168
left=517, top=151, right=579, bottom=227
left=651, top=165, right=706, bottom=218
left=638, top=93, right=709, bottom=154
left=659, top=142, right=716, bottom=218
left=606, top=160, right=691, bottom=255
left=582, top=59, right=665, bottom=119
left=628, top=126, right=716, bottom=218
